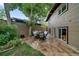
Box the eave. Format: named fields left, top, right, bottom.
left=46, top=3, right=61, bottom=21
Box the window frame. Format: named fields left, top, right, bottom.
left=61, top=3, right=68, bottom=14
left=58, top=3, right=68, bottom=15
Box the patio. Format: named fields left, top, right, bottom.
left=23, top=36, right=79, bottom=56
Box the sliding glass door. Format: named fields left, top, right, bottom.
left=58, top=26, right=68, bottom=44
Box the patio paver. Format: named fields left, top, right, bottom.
left=23, top=37, right=79, bottom=56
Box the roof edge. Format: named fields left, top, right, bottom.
left=46, top=3, right=61, bottom=21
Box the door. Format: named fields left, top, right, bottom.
left=58, top=26, right=68, bottom=44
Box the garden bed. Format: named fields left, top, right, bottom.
left=0, top=43, right=44, bottom=56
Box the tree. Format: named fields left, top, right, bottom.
left=0, top=9, right=6, bottom=19
left=4, top=3, right=53, bottom=35
left=4, top=3, right=24, bottom=24
left=4, top=3, right=11, bottom=24
left=7, top=3, right=53, bottom=20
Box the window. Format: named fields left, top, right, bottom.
left=58, top=9, right=61, bottom=15
left=62, top=4, right=68, bottom=13
left=58, top=3, right=68, bottom=15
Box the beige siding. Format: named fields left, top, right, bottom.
left=48, top=3, right=79, bottom=50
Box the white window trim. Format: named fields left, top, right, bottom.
left=58, top=3, right=68, bottom=15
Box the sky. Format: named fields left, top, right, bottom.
left=0, top=3, right=29, bottom=20
left=0, top=3, right=4, bottom=9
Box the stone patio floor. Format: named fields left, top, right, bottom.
left=23, top=37, right=79, bottom=56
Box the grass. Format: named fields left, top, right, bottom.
left=0, top=43, right=44, bottom=56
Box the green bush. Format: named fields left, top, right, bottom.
left=8, top=39, right=21, bottom=47
left=0, top=34, right=9, bottom=45
left=0, top=24, right=18, bottom=46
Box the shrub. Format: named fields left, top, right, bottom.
left=0, top=24, right=18, bottom=46
left=8, top=39, right=21, bottom=47
left=0, top=34, right=9, bottom=45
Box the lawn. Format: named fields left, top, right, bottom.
left=0, top=43, right=44, bottom=56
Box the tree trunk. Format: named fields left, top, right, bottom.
left=29, top=26, right=32, bottom=36
left=28, top=4, right=33, bottom=36
left=4, top=3, right=11, bottom=24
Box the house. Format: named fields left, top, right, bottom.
left=11, top=18, right=29, bottom=38
left=46, top=3, right=79, bottom=50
